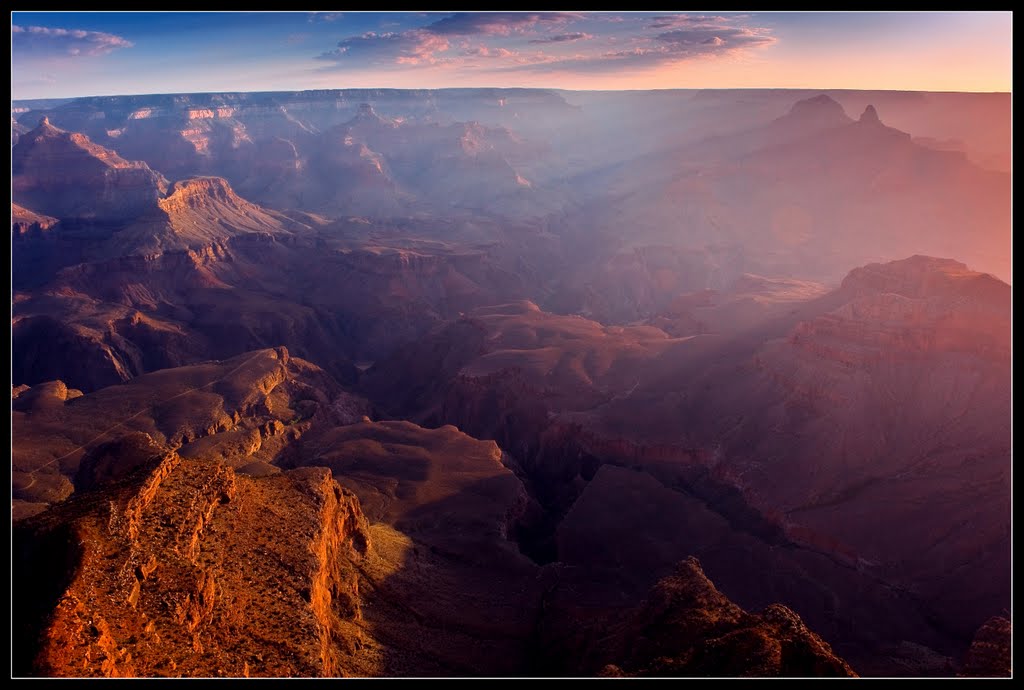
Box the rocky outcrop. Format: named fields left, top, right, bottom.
left=840, top=255, right=1009, bottom=305
left=12, top=118, right=304, bottom=263
left=11, top=348, right=401, bottom=676
left=75, top=432, right=168, bottom=492
left=541, top=557, right=856, bottom=677
left=859, top=104, right=881, bottom=125
left=12, top=118, right=168, bottom=221
left=99, top=176, right=304, bottom=259
left=157, top=176, right=252, bottom=214
left=282, top=418, right=564, bottom=676
left=12, top=314, right=142, bottom=393
left=959, top=617, right=1011, bottom=677
left=15, top=455, right=371, bottom=677
left=782, top=258, right=1010, bottom=368
left=12, top=348, right=301, bottom=511
left=624, top=559, right=855, bottom=677
left=12, top=202, right=58, bottom=235
left=11, top=351, right=556, bottom=677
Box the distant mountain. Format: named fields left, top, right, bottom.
left=12, top=118, right=168, bottom=221
left=15, top=91, right=566, bottom=216
left=11, top=129, right=531, bottom=395
left=305, top=105, right=541, bottom=215
left=785, top=94, right=854, bottom=127
left=11, top=112, right=312, bottom=256
left=573, top=100, right=1010, bottom=286
left=680, top=93, right=856, bottom=164
left=110, top=176, right=304, bottom=258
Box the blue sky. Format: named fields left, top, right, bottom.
left=11, top=12, right=1013, bottom=99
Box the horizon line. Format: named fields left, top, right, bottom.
left=11, top=85, right=1013, bottom=102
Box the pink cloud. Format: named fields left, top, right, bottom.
left=12, top=25, right=133, bottom=57
left=463, top=46, right=517, bottom=59
left=424, top=12, right=576, bottom=36
left=318, top=30, right=451, bottom=66
left=529, top=32, right=592, bottom=44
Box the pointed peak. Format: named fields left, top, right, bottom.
left=859, top=104, right=881, bottom=124
left=353, top=103, right=384, bottom=122
left=344, top=102, right=394, bottom=129
left=30, top=115, right=61, bottom=135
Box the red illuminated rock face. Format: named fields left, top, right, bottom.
left=18, top=457, right=372, bottom=678
left=11, top=349, right=529, bottom=676
left=12, top=202, right=59, bottom=235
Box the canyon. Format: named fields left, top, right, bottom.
left=11, top=87, right=1011, bottom=677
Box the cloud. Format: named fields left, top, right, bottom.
left=462, top=46, right=517, bottom=59
left=11, top=25, right=133, bottom=57
left=424, top=12, right=575, bottom=36
left=315, top=12, right=584, bottom=69
left=528, top=32, right=592, bottom=44
left=317, top=30, right=450, bottom=66
left=654, top=26, right=775, bottom=54
left=498, top=22, right=776, bottom=75
left=314, top=12, right=774, bottom=75
left=502, top=50, right=671, bottom=75
left=308, top=12, right=344, bottom=23
left=516, top=15, right=775, bottom=72
left=647, top=15, right=733, bottom=29
left=15, top=72, right=58, bottom=86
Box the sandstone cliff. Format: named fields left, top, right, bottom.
left=15, top=456, right=371, bottom=677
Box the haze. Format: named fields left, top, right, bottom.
left=11, top=10, right=1011, bottom=681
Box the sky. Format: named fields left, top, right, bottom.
left=10, top=11, right=1013, bottom=99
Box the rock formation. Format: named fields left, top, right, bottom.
left=959, top=617, right=1011, bottom=677
left=541, top=557, right=856, bottom=677
left=12, top=118, right=167, bottom=221
left=12, top=202, right=58, bottom=235
left=10, top=88, right=1010, bottom=677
